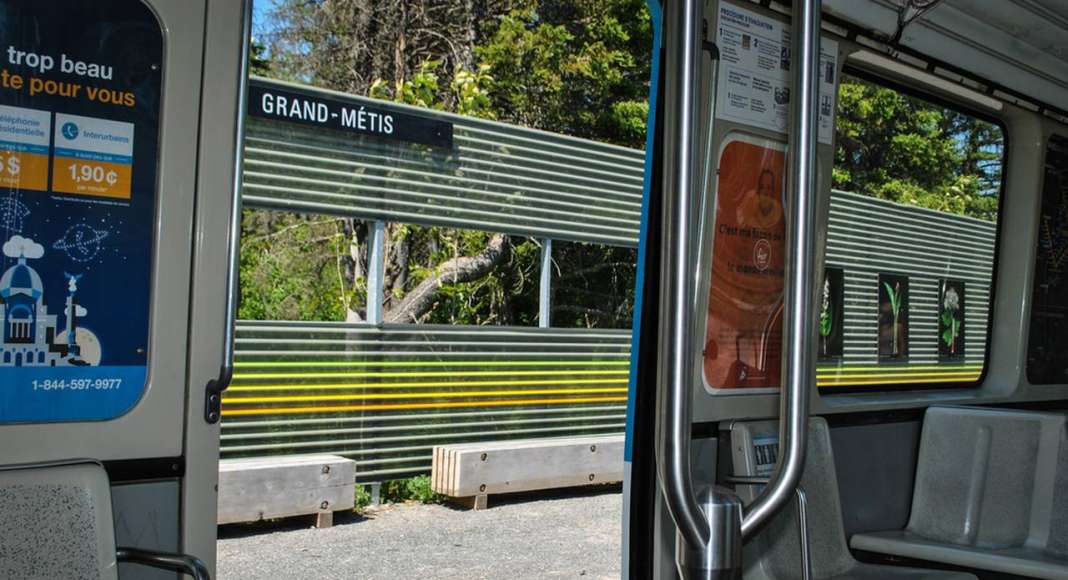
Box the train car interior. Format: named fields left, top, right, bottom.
left=626, top=1, right=1068, bottom=579
left=0, top=1, right=1067, bottom=579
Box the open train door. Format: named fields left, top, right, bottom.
left=0, top=1, right=249, bottom=578
left=624, top=0, right=826, bottom=577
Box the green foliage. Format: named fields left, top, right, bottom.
left=819, top=306, right=833, bottom=338
left=381, top=475, right=445, bottom=504
left=354, top=485, right=372, bottom=512
left=940, top=309, right=961, bottom=348
left=476, top=0, right=652, bottom=147
left=883, top=281, right=902, bottom=319
left=452, top=64, right=496, bottom=119
left=835, top=74, right=1004, bottom=221
left=249, top=37, right=272, bottom=77
left=238, top=210, right=357, bottom=321
left=371, top=59, right=445, bottom=109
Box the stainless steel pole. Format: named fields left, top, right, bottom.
left=740, top=0, right=821, bottom=539
left=657, top=0, right=743, bottom=578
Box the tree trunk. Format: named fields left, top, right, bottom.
left=340, top=218, right=367, bottom=322
left=384, top=227, right=410, bottom=311
left=384, top=233, right=510, bottom=323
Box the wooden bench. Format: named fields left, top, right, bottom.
left=217, top=455, right=355, bottom=528
left=431, top=435, right=624, bottom=509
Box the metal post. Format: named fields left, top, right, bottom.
left=539, top=238, right=552, bottom=328
left=740, top=0, right=821, bottom=539
left=657, top=0, right=744, bottom=578
left=366, top=220, right=385, bottom=325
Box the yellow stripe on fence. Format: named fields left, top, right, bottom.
left=233, top=360, right=631, bottom=368
left=233, top=369, right=630, bottom=380
left=224, top=387, right=629, bottom=405
left=816, top=364, right=982, bottom=372
left=221, top=395, right=629, bottom=416
left=816, top=371, right=980, bottom=380
left=226, top=377, right=630, bottom=392
left=817, top=375, right=982, bottom=387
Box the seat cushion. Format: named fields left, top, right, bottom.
left=852, top=530, right=1068, bottom=580
left=0, top=462, right=118, bottom=580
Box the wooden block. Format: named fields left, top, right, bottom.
left=451, top=494, right=488, bottom=511
left=217, top=455, right=355, bottom=525
left=432, top=435, right=624, bottom=499
left=315, top=511, right=333, bottom=528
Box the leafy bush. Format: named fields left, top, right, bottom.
left=354, top=485, right=372, bottom=512
left=381, top=475, right=445, bottom=505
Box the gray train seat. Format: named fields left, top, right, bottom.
left=729, top=417, right=976, bottom=580
left=0, top=461, right=210, bottom=580
left=851, top=406, right=1068, bottom=580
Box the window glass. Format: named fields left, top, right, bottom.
left=1026, top=136, right=1068, bottom=384
left=819, top=72, right=1004, bottom=389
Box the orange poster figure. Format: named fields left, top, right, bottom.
left=703, top=139, right=787, bottom=389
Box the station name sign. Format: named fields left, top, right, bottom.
left=248, top=82, right=453, bottom=149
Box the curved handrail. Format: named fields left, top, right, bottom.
left=117, top=547, right=211, bottom=580
left=740, top=0, right=820, bottom=539
left=656, top=0, right=708, bottom=551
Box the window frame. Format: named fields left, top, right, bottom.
left=817, top=64, right=1011, bottom=394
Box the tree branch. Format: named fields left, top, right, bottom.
left=384, top=233, right=510, bottom=323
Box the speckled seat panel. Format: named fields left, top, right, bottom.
left=851, top=406, right=1068, bottom=580
left=0, top=463, right=118, bottom=580
left=738, top=418, right=975, bottom=580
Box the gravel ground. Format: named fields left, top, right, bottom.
left=217, top=487, right=622, bottom=580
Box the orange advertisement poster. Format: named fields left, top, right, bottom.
left=52, top=157, right=133, bottom=199
left=703, top=138, right=786, bottom=389
left=0, top=149, right=49, bottom=191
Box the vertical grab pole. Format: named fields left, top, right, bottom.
left=740, top=0, right=821, bottom=539
left=203, top=0, right=253, bottom=424
left=658, top=0, right=743, bottom=578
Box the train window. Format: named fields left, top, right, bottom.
left=818, top=71, right=1005, bottom=390
left=1026, top=135, right=1068, bottom=385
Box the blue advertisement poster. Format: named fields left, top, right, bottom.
left=0, top=0, right=162, bottom=423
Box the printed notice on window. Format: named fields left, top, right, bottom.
left=715, top=3, right=838, bottom=144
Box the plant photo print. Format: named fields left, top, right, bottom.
left=939, top=279, right=965, bottom=359
left=819, top=267, right=844, bottom=359
left=878, top=273, right=909, bottom=359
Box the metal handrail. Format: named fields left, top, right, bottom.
left=740, top=0, right=821, bottom=539
left=204, top=0, right=253, bottom=423
left=656, top=0, right=709, bottom=551
left=116, top=547, right=211, bottom=580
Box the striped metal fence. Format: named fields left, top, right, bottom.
left=242, top=78, right=645, bottom=246
left=817, top=191, right=997, bottom=387
left=221, top=322, right=630, bottom=482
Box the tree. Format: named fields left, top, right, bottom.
left=259, top=0, right=522, bottom=100
left=476, top=0, right=652, bottom=148
left=834, top=73, right=1003, bottom=221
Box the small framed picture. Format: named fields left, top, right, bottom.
left=878, top=273, right=909, bottom=359
left=818, top=267, right=844, bottom=359
left=939, top=280, right=965, bottom=359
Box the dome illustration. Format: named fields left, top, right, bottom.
left=0, top=258, right=43, bottom=300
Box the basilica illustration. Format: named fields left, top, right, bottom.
left=0, top=235, right=90, bottom=367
